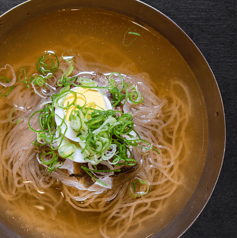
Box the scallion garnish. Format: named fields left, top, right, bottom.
left=129, top=178, right=149, bottom=197
left=23, top=51, right=159, bottom=186
left=81, top=166, right=107, bottom=187
left=78, top=77, right=97, bottom=87
left=0, top=77, right=14, bottom=97
left=122, top=27, right=141, bottom=47
left=40, top=150, right=62, bottom=173
left=58, top=143, right=76, bottom=159
left=36, top=51, right=59, bottom=76
left=0, top=84, right=14, bottom=97
left=18, top=67, right=32, bottom=89
left=9, top=107, right=22, bottom=125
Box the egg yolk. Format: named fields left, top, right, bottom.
left=64, top=87, right=107, bottom=121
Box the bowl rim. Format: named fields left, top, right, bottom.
left=0, top=0, right=226, bottom=237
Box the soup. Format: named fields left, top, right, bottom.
left=0, top=8, right=208, bottom=238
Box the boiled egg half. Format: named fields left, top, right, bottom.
left=55, top=87, right=112, bottom=163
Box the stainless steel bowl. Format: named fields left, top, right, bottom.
left=0, top=0, right=225, bottom=237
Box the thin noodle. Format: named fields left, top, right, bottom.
left=0, top=54, right=190, bottom=238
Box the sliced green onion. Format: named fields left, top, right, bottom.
left=78, top=78, right=97, bottom=87
left=128, top=178, right=149, bottom=197
left=34, top=75, right=46, bottom=87
left=81, top=166, right=107, bottom=187
left=36, top=51, right=59, bottom=76
left=132, top=182, right=137, bottom=191
left=82, top=166, right=121, bottom=173
left=69, top=112, right=82, bottom=132
left=62, top=61, right=74, bottom=78
left=122, top=27, right=141, bottom=47
left=0, top=85, right=14, bottom=97
left=128, top=85, right=144, bottom=104
left=101, top=144, right=117, bottom=160
left=57, top=76, right=77, bottom=87
left=18, top=67, right=28, bottom=84
left=136, top=140, right=160, bottom=155
left=9, top=107, right=22, bottom=125
left=18, top=68, right=27, bottom=82
left=107, top=72, right=143, bottom=107
left=37, top=132, right=47, bottom=145
left=40, top=151, right=58, bottom=165
left=57, top=53, right=75, bottom=86
left=0, top=77, right=14, bottom=97
left=40, top=151, right=63, bottom=173
left=128, top=32, right=141, bottom=36
left=58, top=143, right=76, bottom=159
left=47, top=161, right=63, bottom=173
left=152, top=145, right=160, bottom=154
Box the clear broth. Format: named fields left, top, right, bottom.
left=0, top=9, right=208, bottom=238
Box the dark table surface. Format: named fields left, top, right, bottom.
left=0, top=0, right=236, bottom=238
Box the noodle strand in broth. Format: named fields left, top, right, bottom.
left=0, top=52, right=190, bottom=238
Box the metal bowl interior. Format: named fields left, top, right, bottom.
left=0, top=0, right=225, bottom=237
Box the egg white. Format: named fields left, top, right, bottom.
left=54, top=87, right=112, bottom=163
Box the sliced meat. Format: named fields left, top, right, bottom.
left=70, top=162, right=95, bottom=188
left=38, top=144, right=95, bottom=188
left=113, top=164, right=138, bottom=176
left=93, top=73, right=109, bottom=87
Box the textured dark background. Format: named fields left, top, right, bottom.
left=0, top=0, right=236, bottom=237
